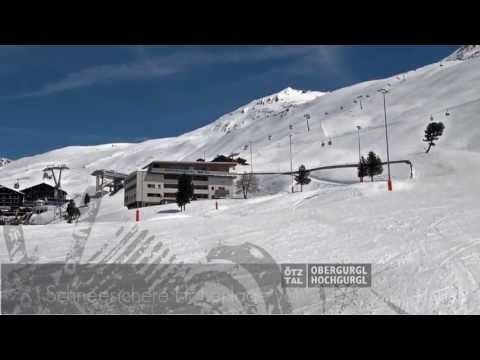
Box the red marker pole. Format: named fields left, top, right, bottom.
left=215, top=201, right=218, bottom=210
left=387, top=178, right=393, bottom=192
left=136, top=208, right=140, bottom=222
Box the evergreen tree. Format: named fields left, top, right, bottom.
left=295, top=165, right=311, bottom=192
left=357, top=156, right=368, bottom=182
left=235, top=172, right=259, bottom=199
left=366, top=151, right=383, bottom=182
left=423, top=122, right=445, bottom=153
left=186, top=176, right=194, bottom=200
left=176, top=174, right=194, bottom=211
left=84, top=193, right=90, bottom=206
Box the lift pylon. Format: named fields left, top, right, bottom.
left=42, top=165, right=69, bottom=189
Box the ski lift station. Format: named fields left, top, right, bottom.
left=0, top=185, right=24, bottom=210
left=0, top=182, right=69, bottom=211
left=91, top=169, right=128, bottom=196
left=21, top=183, right=67, bottom=206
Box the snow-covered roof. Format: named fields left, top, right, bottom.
left=91, top=169, right=128, bottom=178
left=20, top=182, right=67, bottom=194
left=0, top=184, right=24, bottom=195
left=142, top=160, right=237, bottom=169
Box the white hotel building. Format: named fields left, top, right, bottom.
left=124, top=161, right=237, bottom=209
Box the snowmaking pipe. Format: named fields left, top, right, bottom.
left=233, top=160, right=414, bottom=179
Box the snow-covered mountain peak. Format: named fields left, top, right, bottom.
left=5, top=51, right=480, bottom=315
left=205, top=87, right=325, bottom=135
left=4, top=51, right=480, bottom=198
left=445, top=45, right=480, bottom=61
left=255, top=87, right=325, bottom=106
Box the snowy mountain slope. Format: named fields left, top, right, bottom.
left=445, top=45, right=480, bottom=61
left=0, top=158, right=12, bottom=169
left=0, top=54, right=476, bottom=192
left=4, top=162, right=480, bottom=314
left=3, top=51, right=480, bottom=193
left=4, top=47, right=480, bottom=314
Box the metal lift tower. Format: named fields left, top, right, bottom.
left=43, top=165, right=69, bottom=190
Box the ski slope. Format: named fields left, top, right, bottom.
left=2, top=47, right=480, bottom=314
left=0, top=158, right=11, bottom=169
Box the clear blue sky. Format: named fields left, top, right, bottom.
left=0, top=45, right=458, bottom=159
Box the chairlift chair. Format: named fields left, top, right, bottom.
left=445, top=110, right=450, bottom=116
left=14, top=181, right=20, bottom=189
left=328, top=139, right=332, bottom=146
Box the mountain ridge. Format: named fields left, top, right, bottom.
left=1, top=46, right=479, bottom=198
left=445, top=45, right=480, bottom=61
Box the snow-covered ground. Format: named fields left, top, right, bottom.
left=2, top=47, right=480, bottom=314
left=0, top=158, right=11, bottom=169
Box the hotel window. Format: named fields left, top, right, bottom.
left=147, top=184, right=155, bottom=188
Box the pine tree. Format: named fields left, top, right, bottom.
left=295, top=165, right=311, bottom=192
left=366, top=151, right=383, bottom=182
left=175, top=191, right=185, bottom=211
left=176, top=174, right=194, bottom=211
left=186, top=176, right=194, bottom=200
left=357, top=156, right=368, bottom=182
left=84, top=193, right=90, bottom=205
left=423, top=122, right=445, bottom=153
